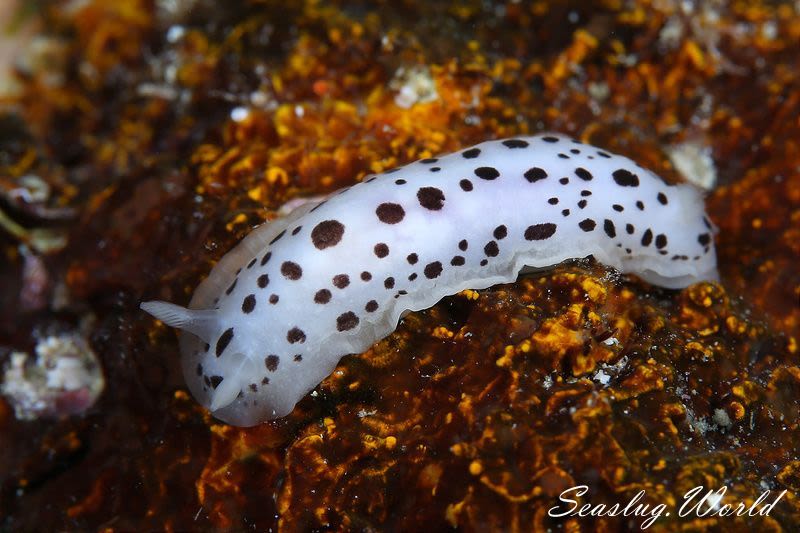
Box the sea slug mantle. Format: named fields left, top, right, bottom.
left=141, top=133, right=718, bottom=426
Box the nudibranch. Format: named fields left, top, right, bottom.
left=142, top=134, right=718, bottom=426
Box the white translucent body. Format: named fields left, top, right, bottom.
left=142, top=134, right=718, bottom=426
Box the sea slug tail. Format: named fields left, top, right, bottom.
left=140, top=301, right=218, bottom=344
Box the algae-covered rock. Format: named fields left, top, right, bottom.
left=0, top=1, right=798, bottom=530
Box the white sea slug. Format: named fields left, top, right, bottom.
left=141, top=134, right=718, bottom=426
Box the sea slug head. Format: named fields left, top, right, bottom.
left=178, top=324, right=300, bottom=426
left=141, top=300, right=299, bottom=426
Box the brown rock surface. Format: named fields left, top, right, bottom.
left=0, top=1, right=798, bottom=530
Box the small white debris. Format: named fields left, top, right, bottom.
left=587, top=81, right=609, bottom=102
left=1, top=334, right=105, bottom=421
left=294, top=105, right=304, bottom=117
left=665, top=140, right=718, bottom=190
left=761, top=21, right=777, bottom=41
left=602, top=336, right=619, bottom=347
left=609, top=355, right=628, bottom=371
left=136, top=83, right=180, bottom=100
left=230, top=106, right=250, bottom=122
left=162, top=63, right=178, bottom=85
left=156, top=0, right=201, bottom=25
left=593, top=369, right=611, bottom=386
left=712, top=408, right=732, bottom=428
left=464, top=114, right=481, bottom=126
left=250, top=90, right=271, bottom=108
left=658, top=16, right=685, bottom=50
left=10, top=175, right=51, bottom=204
left=684, top=404, right=706, bottom=434
left=390, top=66, right=439, bottom=109
left=166, top=25, right=186, bottom=43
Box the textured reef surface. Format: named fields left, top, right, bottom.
left=0, top=1, right=798, bottom=530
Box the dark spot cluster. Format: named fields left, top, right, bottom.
left=641, top=229, right=653, bottom=246
left=612, top=169, right=639, bottom=187
left=376, top=203, right=405, bottom=224
left=281, top=261, right=302, bottom=280
left=242, top=294, right=256, bottom=313
left=337, top=311, right=359, bottom=331
left=475, top=167, right=499, bottom=180
left=525, top=223, right=557, bottom=240
left=698, top=233, right=712, bottom=254
left=287, top=327, right=306, bottom=344
left=603, top=220, right=616, bottom=238
left=502, top=139, right=529, bottom=149
left=374, top=243, right=389, bottom=258
left=265, top=354, right=279, bottom=372
left=219, top=137, right=703, bottom=375
left=424, top=261, right=443, bottom=279
left=315, top=289, right=332, bottom=304
left=225, top=279, right=237, bottom=295
left=311, top=220, right=345, bottom=249
left=269, top=230, right=286, bottom=245
left=216, top=327, right=234, bottom=357
left=418, top=187, right=445, bottom=210
left=525, top=167, right=547, bottom=183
